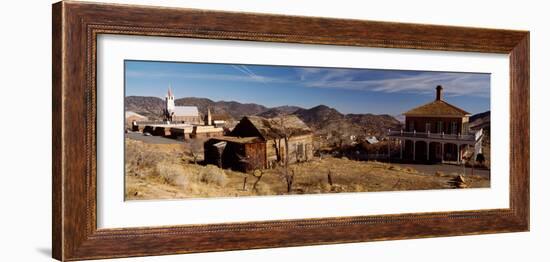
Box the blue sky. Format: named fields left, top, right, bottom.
left=125, top=60, right=490, bottom=116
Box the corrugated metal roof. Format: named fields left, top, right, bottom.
left=172, top=106, right=199, bottom=117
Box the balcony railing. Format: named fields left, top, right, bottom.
left=388, top=129, right=483, bottom=142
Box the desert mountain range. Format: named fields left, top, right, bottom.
left=125, top=96, right=489, bottom=138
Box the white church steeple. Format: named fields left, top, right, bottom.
left=165, top=84, right=175, bottom=114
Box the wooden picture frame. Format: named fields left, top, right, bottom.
left=52, top=1, right=529, bottom=261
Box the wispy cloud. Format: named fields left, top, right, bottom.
left=126, top=69, right=286, bottom=84
left=126, top=61, right=490, bottom=114
left=127, top=65, right=490, bottom=98
left=296, top=68, right=490, bottom=98
left=230, top=65, right=266, bottom=83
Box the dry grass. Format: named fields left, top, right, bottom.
left=198, top=165, right=228, bottom=186
left=125, top=138, right=490, bottom=200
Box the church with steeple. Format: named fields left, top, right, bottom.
left=163, top=86, right=201, bottom=124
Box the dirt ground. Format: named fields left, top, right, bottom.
left=124, top=138, right=490, bottom=200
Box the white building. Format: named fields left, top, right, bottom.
left=163, top=86, right=201, bottom=124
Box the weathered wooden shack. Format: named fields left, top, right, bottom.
left=203, top=136, right=266, bottom=172
left=232, top=115, right=314, bottom=166
left=204, top=115, right=314, bottom=172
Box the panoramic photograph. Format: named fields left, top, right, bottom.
left=124, top=60, right=491, bottom=200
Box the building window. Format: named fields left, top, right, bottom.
left=408, top=121, right=415, bottom=132
left=437, top=121, right=443, bottom=133
left=425, top=123, right=431, bottom=133
left=451, top=121, right=458, bottom=134
left=297, top=143, right=304, bottom=159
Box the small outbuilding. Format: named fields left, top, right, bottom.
left=204, top=136, right=266, bottom=172
left=204, top=115, right=314, bottom=172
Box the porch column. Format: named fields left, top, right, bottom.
left=413, top=140, right=416, bottom=161
left=456, top=144, right=461, bottom=164
left=400, top=140, right=403, bottom=159
left=440, top=142, right=444, bottom=163
left=426, top=142, right=430, bottom=161
left=468, top=145, right=474, bottom=176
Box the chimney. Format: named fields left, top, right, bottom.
left=435, top=85, right=443, bottom=101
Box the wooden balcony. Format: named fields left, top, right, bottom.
left=387, top=129, right=483, bottom=145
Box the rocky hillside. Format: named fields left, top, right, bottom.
left=345, top=113, right=403, bottom=134
left=294, top=105, right=402, bottom=138
left=256, top=106, right=303, bottom=118
left=175, top=97, right=268, bottom=120
left=124, top=96, right=267, bottom=121
left=125, top=96, right=164, bottom=120
left=293, top=105, right=343, bottom=127
left=469, top=110, right=490, bottom=133
left=125, top=96, right=402, bottom=137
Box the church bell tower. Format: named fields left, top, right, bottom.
left=165, top=85, right=175, bottom=114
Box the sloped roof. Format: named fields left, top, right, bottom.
left=211, top=136, right=263, bottom=144
left=172, top=106, right=199, bottom=117
left=403, top=100, right=470, bottom=117
left=243, top=115, right=312, bottom=140
left=211, top=113, right=232, bottom=121
left=205, top=112, right=232, bottom=121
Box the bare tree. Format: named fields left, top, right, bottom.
left=272, top=138, right=283, bottom=163
left=313, top=136, right=323, bottom=160
left=329, top=130, right=348, bottom=155
left=279, top=117, right=292, bottom=191
left=273, top=166, right=294, bottom=193
left=272, top=116, right=298, bottom=193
